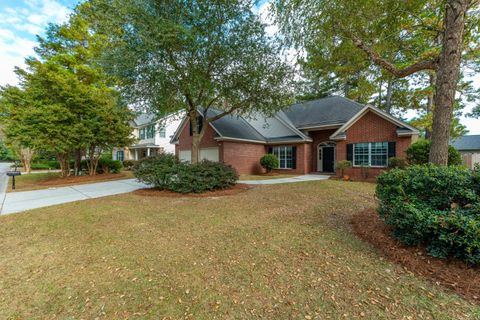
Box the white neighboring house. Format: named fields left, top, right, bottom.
left=113, top=112, right=183, bottom=161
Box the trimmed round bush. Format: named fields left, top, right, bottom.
left=387, top=157, right=407, bottom=169
left=133, top=154, right=238, bottom=193
left=335, top=160, right=352, bottom=176
left=376, top=165, right=480, bottom=264
left=260, top=154, right=279, bottom=173
left=98, top=157, right=123, bottom=174
left=406, top=139, right=462, bottom=166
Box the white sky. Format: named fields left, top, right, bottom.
left=1, top=0, right=479, bottom=134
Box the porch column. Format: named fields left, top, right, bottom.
left=147, top=148, right=151, bottom=157
left=134, top=149, right=138, bottom=160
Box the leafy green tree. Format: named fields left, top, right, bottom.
left=274, top=0, right=480, bottom=165
left=0, top=11, right=134, bottom=177
left=85, top=0, right=294, bottom=163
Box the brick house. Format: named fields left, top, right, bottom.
left=170, top=96, right=419, bottom=178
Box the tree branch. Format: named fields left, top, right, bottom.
left=206, top=106, right=237, bottom=123
left=349, top=34, right=439, bottom=78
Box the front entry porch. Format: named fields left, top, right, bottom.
left=128, top=145, right=163, bottom=160
left=317, top=142, right=336, bottom=173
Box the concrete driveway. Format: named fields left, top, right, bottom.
left=1, top=179, right=147, bottom=215
left=0, top=174, right=329, bottom=215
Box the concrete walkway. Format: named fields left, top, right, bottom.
left=1, top=179, right=147, bottom=215
left=0, top=174, right=329, bottom=215
left=0, top=162, right=12, bottom=213
left=238, top=174, right=330, bottom=185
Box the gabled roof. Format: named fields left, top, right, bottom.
left=170, top=108, right=308, bottom=144
left=283, top=96, right=364, bottom=129
left=451, top=135, right=480, bottom=151
left=170, top=96, right=418, bottom=144
left=329, top=104, right=419, bottom=140
left=132, top=113, right=156, bottom=127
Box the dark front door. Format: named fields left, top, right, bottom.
left=322, top=147, right=335, bottom=173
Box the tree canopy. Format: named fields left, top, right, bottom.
left=84, top=0, right=294, bottom=163
left=274, top=0, right=480, bottom=164
left=0, top=10, right=134, bottom=176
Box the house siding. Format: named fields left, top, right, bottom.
left=175, top=120, right=222, bottom=160
left=335, top=111, right=416, bottom=179
left=174, top=110, right=417, bottom=179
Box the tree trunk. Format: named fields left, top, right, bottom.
left=57, top=152, right=70, bottom=178
left=74, top=148, right=82, bottom=176
left=19, top=147, right=34, bottom=174
left=189, top=110, right=206, bottom=164
left=377, top=79, right=383, bottom=109
left=425, top=72, right=437, bottom=140
left=429, top=0, right=468, bottom=165
left=86, top=146, right=100, bottom=175
left=385, top=78, right=394, bottom=114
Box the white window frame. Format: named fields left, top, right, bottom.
left=271, top=146, right=294, bottom=169
left=159, top=126, right=166, bottom=138
left=353, top=142, right=388, bottom=168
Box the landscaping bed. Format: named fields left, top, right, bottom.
left=351, top=208, right=480, bottom=303
left=133, top=183, right=251, bottom=198
left=8, top=171, right=135, bottom=192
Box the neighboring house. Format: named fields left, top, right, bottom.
left=170, top=96, right=419, bottom=178
left=451, top=135, right=480, bottom=169
left=113, top=112, right=183, bottom=161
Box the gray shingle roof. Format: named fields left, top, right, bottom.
left=133, top=113, right=156, bottom=127
left=205, top=109, right=266, bottom=141
left=451, top=135, right=480, bottom=151
left=205, top=109, right=305, bottom=143
left=283, top=96, right=364, bottom=128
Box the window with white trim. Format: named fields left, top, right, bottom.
left=272, top=146, right=293, bottom=169
left=159, top=126, right=166, bottom=138
left=353, top=142, right=388, bottom=167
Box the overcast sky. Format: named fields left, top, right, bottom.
left=1, top=0, right=479, bottom=134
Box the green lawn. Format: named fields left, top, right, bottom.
left=8, top=170, right=135, bottom=192
left=0, top=180, right=478, bottom=319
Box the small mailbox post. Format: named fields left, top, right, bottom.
left=7, top=161, right=21, bottom=190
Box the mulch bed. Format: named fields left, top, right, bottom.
left=133, top=183, right=252, bottom=198
left=351, top=208, right=480, bottom=303
left=37, top=173, right=132, bottom=187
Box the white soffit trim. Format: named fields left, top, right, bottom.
left=214, top=137, right=266, bottom=144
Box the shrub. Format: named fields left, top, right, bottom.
left=98, top=157, right=123, bottom=174
left=133, top=154, right=238, bottom=193
left=406, top=139, right=462, bottom=166
left=260, top=154, right=279, bottom=173
left=123, top=160, right=138, bottom=170
left=376, top=165, right=480, bottom=264
left=335, top=160, right=352, bottom=177
left=387, top=157, right=407, bottom=169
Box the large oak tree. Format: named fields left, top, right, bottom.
left=274, top=0, right=480, bottom=165
left=85, top=0, right=294, bottom=163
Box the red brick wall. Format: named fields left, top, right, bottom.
left=335, top=111, right=415, bottom=179
left=223, top=142, right=266, bottom=174
left=175, top=120, right=222, bottom=159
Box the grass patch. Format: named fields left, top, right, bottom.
left=7, top=171, right=135, bottom=192
left=239, top=174, right=298, bottom=180
left=0, top=180, right=478, bottom=319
